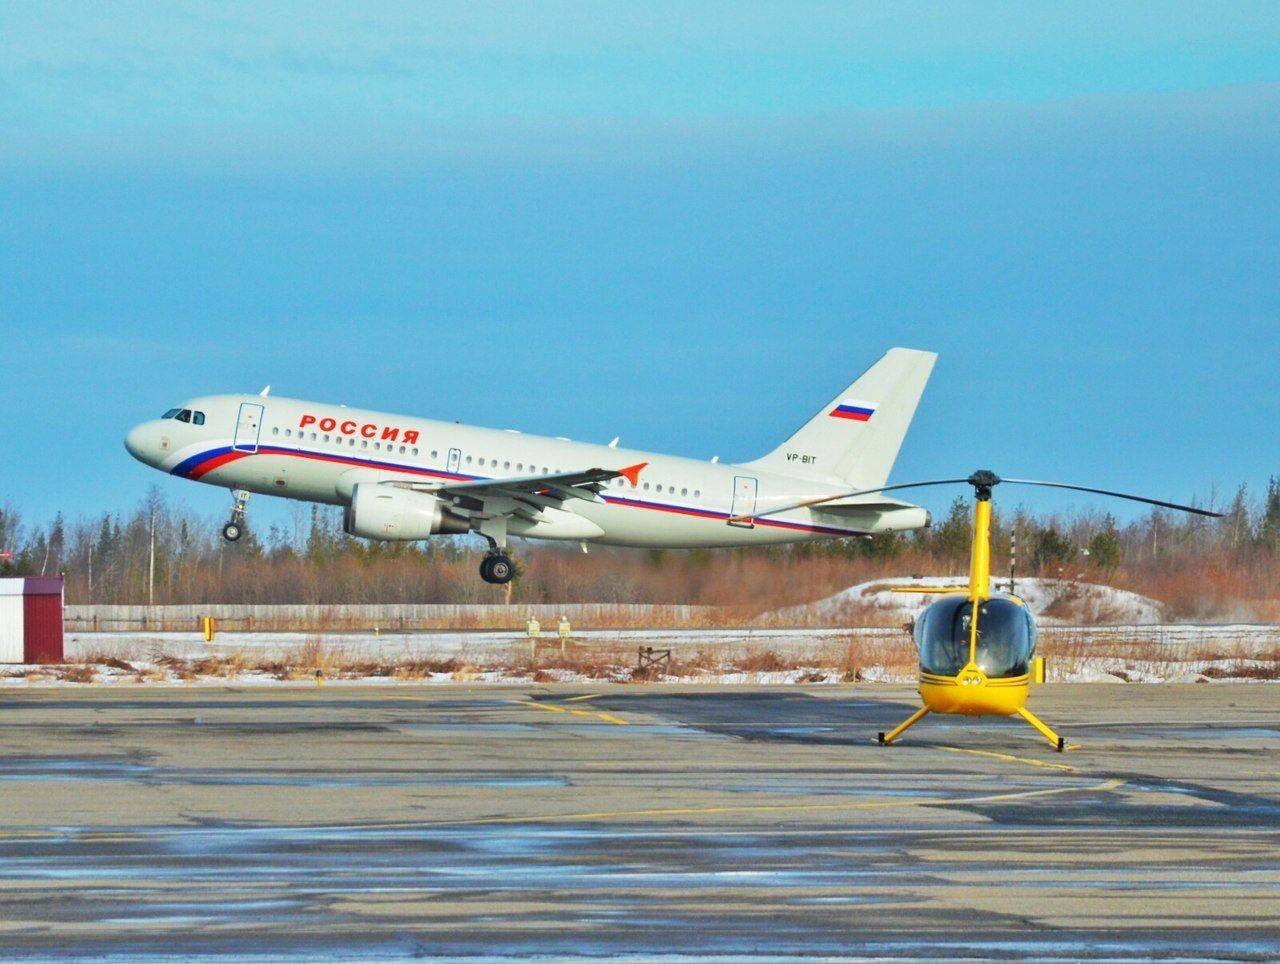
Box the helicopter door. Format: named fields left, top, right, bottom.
left=728, top=476, right=758, bottom=527
left=446, top=448, right=462, bottom=475
left=232, top=402, right=264, bottom=453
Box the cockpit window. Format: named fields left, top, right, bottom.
left=974, top=597, right=1036, bottom=677
left=175, top=409, right=192, bottom=423
left=162, top=408, right=181, bottom=419
left=192, top=411, right=205, bottom=425
left=914, top=595, right=973, bottom=677
left=914, top=595, right=1036, bottom=678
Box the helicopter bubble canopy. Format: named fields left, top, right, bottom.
left=914, top=594, right=1037, bottom=679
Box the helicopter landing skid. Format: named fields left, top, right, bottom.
left=876, top=707, right=930, bottom=746
left=876, top=704, right=1078, bottom=753
left=1016, top=706, right=1074, bottom=752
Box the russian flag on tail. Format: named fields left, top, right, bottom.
left=829, top=399, right=877, bottom=422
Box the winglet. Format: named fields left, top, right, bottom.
left=618, top=462, right=648, bottom=486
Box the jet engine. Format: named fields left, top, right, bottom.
left=343, top=483, right=470, bottom=541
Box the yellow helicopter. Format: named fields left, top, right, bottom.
left=738, top=469, right=1221, bottom=751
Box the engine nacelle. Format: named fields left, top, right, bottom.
left=343, top=484, right=470, bottom=541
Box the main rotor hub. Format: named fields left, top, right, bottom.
left=966, top=469, right=1003, bottom=501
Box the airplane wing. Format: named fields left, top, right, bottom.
left=397, top=462, right=648, bottom=515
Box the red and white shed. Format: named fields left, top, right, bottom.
left=0, top=576, right=64, bottom=664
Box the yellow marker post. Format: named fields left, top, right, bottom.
left=526, top=616, right=541, bottom=657
left=200, top=616, right=215, bottom=643
left=1033, top=656, right=1046, bottom=684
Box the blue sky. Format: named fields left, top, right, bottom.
left=2, top=3, right=1278, bottom=532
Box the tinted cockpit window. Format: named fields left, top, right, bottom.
left=974, top=597, right=1036, bottom=677
left=162, top=408, right=181, bottom=419
left=914, top=595, right=1035, bottom=679
left=175, top=409, right=192, bottom=423
left=192, top=411, right=205, bottom=425
left=914, top=596, right=973, bottom=677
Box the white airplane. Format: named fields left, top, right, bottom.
left=124, top=348, right=936, bottom=584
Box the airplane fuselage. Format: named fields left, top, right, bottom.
left=125, top=393, right=929, bottom=549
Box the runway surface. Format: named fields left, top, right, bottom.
left=0, top=683, right=1277, bottom=959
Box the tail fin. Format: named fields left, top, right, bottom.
left=746, top=347, right=937, bottom=488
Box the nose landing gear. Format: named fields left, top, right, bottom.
left=221, top=490, right=249, bottom=543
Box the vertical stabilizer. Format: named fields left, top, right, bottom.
left=746, top=348, right=936, bottom=488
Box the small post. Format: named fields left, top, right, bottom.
left=526, top=615, right=541, bottom=657
left=315, top=669, right=324, bottom=688
left=1009, top=525, right=1017, bottom=595
left=201, top=616, right=216, bottom=643
left=557, top=615, right=571, bottom=656
left=1032, top=656, right=1046, bottom=684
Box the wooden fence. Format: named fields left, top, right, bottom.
left=64, top=603, right=726, bottom=633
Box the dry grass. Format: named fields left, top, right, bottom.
left=57, top=665, right=97, bottom=683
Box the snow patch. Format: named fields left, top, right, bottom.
left=774, top=576, right=1164, bottom=626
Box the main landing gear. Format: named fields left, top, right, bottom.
left=222, top=490, right=249, bottom=543
left=475, top=517, right=516, bottom=585
left=479, top=553, right=516, bottom=585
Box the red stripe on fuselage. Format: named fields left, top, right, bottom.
left=188, top=450, right=252, bottom=479
left=187, top=446, right=867, bottom=537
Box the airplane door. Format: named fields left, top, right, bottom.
left=446, top=448, right=462, bottom=475
left=233, top=402, right=264, bottom=453
left=728, top=475, right=758, bottom=527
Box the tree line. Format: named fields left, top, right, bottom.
left=2, top=479, right=1278, bottom=618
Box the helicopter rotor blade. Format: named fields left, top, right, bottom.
left=1000, top=479, right=1224, bottom=518
left=733, top=479, right=973, bottom=521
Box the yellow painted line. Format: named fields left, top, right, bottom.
left=563, top=693, right=604, bottom=702
left=516, top=699, right=628, bottom=725
left=937, top=744, right=1075, bottom=772
left=443, top=778, right=1126, bottom=826
left=520, top=700, right=567, bottom=714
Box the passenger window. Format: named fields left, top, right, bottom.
left=466, top=455, right=473, bottom=464
left=643, top=482, right=650, bottom=491
left=694, top=490, right=701, bottom=498
left=399, top=445, right=406, bottom=454
left=272, top=426, right=279, bottom=435
left=503, top=461, right=510, bottom=470
left=361, top=440, right=368, bottom=449
left=681, top=488, right=688, bottom=496
left=431, top=450, right=438, bottom=459
left=412, top=448, right=419, bottom=456
left=310, top=432, right=317, bottom=441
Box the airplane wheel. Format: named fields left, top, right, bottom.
left=222, top=522, right=243, bottom=543
left=480, top=554, right=515, bottom=584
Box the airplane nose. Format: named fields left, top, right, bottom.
left=124, top=424, right=151, bottom=463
